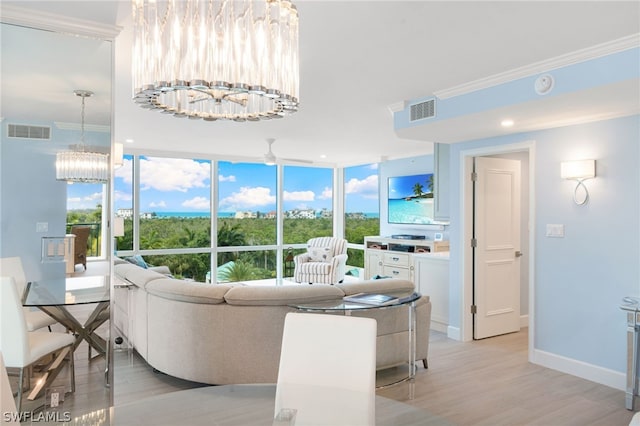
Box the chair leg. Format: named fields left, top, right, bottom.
left=16, top=367, right=24, bottom=412
left=69, top=346, right=75, bottom=393
left=422, top=359, right=428, bottom=369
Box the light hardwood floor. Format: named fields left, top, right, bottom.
left=12, top=324, right=637, bottom=425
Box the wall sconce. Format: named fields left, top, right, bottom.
left=561, top=159, right=595, bottom=205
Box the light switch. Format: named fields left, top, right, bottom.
left=546, top=224, right=564, bottom=238
left=36, top=222, right=48, bottom=233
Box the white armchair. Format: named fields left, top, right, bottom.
left=293, top=237, right=348, bottom=284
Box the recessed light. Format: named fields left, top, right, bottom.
left=320, top=154, right=327, bottom=159
left=125, top=138, right=134, bottom=143
left=501, top=119, right=514, bottom=128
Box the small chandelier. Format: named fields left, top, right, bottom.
left=56, top=90, right=109, bottom=183
left=131, top=0, right=300, bottom=122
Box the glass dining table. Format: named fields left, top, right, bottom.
left=22, top=275, right=111, bottom=398
left=111, top=384, right=452, bottom=426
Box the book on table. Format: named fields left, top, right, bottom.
left=343, top=293, right=399, bottom=306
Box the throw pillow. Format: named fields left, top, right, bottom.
left=307, top=246, right=333, bottom=262
left=125, top=255, right=148, bottom=269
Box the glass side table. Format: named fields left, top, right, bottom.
left=289, top=291, right=420, bottom=399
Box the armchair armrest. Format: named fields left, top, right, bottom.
left=294, top=253, right=312, bottom=265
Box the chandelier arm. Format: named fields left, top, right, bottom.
left=187, top=88, right=247, bottom=108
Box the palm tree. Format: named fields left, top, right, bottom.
left=217, top=221, right=247, bottom=247
left=412, top=182, right=424, bottom=198
left=219, top=261, right=256, bottom=282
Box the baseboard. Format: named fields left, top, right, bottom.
left=447, top=326, right=461, bottom=341
left=520, top=314, right=529, bottom=328
left=531, top=348, right=625, bottom=391
left=430, top=321, right=448, bottom=334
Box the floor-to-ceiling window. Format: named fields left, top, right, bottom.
left=112, top=153, right=378, bottom=282
left=217, top=161, right=277, bottom=282
left=344, top=163, right=380, bottom=271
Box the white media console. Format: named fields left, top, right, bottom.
left=364, top=236, right=450, bottom=332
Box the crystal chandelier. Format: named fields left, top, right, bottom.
left=56, top=90, right=109, bottom=183
left=131, top=0, right=300, bottom=122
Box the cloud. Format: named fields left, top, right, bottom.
left=219, top=186, right=275, bottom=210
left=85, top=192, right=103, bottom=201
left=318, top=186, right=332, bottom=200
left=283, top=190, right=315, bottom=202
left=345, top=174, right=378, bottom=198
left=139, top=157, right=210, bottom=192
left=114, top=190, right=132, bottom=202
left=149, top=201, right=167, bottom=208
left=182, top=196, right=210, bottom=210
left=114, top=158, right=133, bottom=183
left=219, top=174, right=236, bottom=182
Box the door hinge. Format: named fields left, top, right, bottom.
left=471, top=305, right=477, bottom=314
left=471, top=171, right=478, bottom=181
left=471, top=238, right=477, bottom=248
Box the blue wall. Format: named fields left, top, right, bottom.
left=378, top=154, right=446, bottom=239
left=447, top=114, right=640, bottom=375
left=0, top=124, right=68, bottom=280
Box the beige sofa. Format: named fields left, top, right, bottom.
left=113, top=261, right=431, bottom=385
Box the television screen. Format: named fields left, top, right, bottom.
left=388, top=173, right=435, bottom=225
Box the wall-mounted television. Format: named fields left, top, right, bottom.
left=388, top=173, right=435, bottom=225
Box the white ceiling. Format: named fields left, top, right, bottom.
left=1, top=1, right=639, bottom=166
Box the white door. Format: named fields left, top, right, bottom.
left=473, top=157, right=521, bottom=339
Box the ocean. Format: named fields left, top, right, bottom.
left=388, top=198, right=434, bottom=224
left=151, top=211, right=379, bottom=219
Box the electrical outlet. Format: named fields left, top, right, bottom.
left=36, top=222, right=48, bottom=233
left=50, top=391, right=59, bottom=407
left=46, top=386, right=65, bottom=408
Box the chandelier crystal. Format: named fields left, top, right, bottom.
left=56, top=90, right=109, bottom=183
left=131, top=0, right=300, bottom=122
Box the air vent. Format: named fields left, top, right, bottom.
left=7, top=124, right=51, bottom=140
left=410, top=99, right=436, bottom=121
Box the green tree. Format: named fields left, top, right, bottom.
left=412, top=182, right=424, bottom=197
left=220, top=260, right=257, bottom=282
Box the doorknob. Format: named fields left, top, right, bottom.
left=515, top=250, right=523, bottom=257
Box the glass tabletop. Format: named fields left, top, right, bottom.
left=291, top=290, right=420, bottom=311
left=23, top=275, right=109, bottom=306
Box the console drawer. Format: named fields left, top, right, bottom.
left=382, top=266, right=411, bottom=280
left=383, top=252, right=410, bottom=267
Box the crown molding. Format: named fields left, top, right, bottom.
left=0, top=4, right=122, bottom=40
left=434, top=33, right=640, bottom=100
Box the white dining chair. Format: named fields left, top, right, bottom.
left=1, top=352, right=20, bottom=424
left=0, top=276, right=75, bottom=411
left=0, top=257, right=58, bottom=332
left=275, top=312, right=377, bottom=426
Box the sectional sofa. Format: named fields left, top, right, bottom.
left=113, top=260, right=431, bottom=385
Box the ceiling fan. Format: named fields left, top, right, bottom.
left=263, top=138, right=313, bottom=166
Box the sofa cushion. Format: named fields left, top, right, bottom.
left=146, top=279, right=231, bottom=304
left=336, top=278, right=415, bottom=296
left=115, top=263, right=168, bottom=289
left=224, top=285, right=344, bottom=306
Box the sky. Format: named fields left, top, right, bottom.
left=387, top=173, right=433, bottom=200
left=67, top=156, right=380, bottom=214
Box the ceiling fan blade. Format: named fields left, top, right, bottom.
left=280, top=157, right=314, bottom=164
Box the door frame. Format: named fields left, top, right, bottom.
left=459, top=141, right=536, bottom=358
